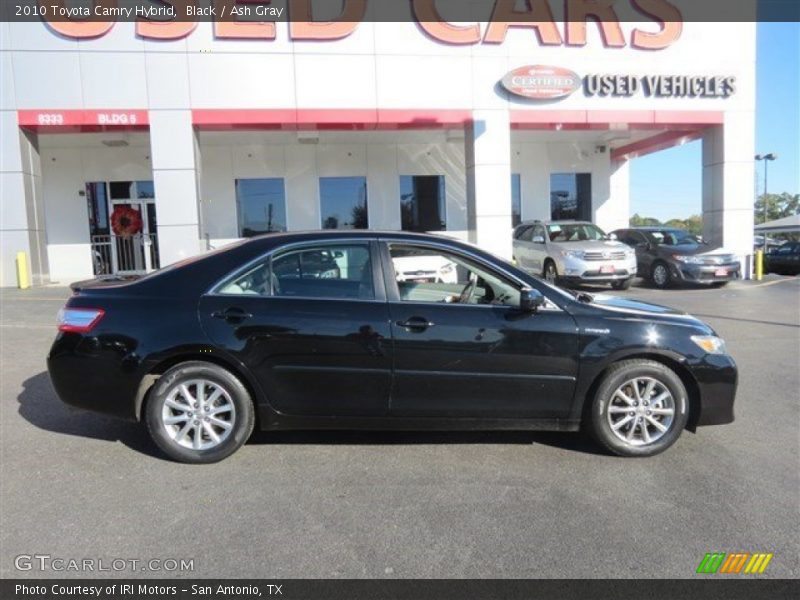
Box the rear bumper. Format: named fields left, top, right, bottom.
left=47, top=332, right=142, bottom=421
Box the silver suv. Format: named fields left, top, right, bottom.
left=513, top=220, right=637, bottom=290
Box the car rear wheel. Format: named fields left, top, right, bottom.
left=651, top=262, right=672, bottom=288
left=611, top=278, right=632, bottom=290
left=588, top=359, right=689, bottom=457
left=543, top=260, right=558, bottom=284
left=145, top=361, right=255, bottom=464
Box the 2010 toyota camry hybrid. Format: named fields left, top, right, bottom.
left=48, top=231, right=737, bottom=463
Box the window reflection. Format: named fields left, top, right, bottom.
left=400, top=175, right=446, bottom=232
left=320, top=177, right=368, bottom=230
left=236, top=178, right=287, bottom=237
left=511, top=173, right=522, bottom=227
left=550, top=173, right=591, bottom=221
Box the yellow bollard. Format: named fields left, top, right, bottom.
left=15, top=251, right=31, bottom=289
left=754, top=250, right=763, bottom=281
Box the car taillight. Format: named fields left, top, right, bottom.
left=57, top=308, right=105, bottom=333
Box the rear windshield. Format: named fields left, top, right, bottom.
left=546, top=223, right=607, bottom=242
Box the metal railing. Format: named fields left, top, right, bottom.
left=91, top=233, right=159, bottom=276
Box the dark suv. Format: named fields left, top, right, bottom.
left=611, top=227, right=741, bottom=288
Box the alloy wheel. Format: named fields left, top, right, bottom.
left=653, top=264, right=669, bottom=287
left=605, top=377, right=675, bottom=446
left=161, top=379, right=236, bottom=450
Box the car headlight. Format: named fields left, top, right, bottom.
left=673, top=255, right=704, bottom=264
left=691, top=335, right=728, bottom=355
left=560, top=250, right=584, bottom=259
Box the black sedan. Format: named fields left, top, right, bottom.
left=765, top=241, right=800, bottom=275
left=48, top=231, right=737, bottom=463
left=611, top=227, right=741, bottom=288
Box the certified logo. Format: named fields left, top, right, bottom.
left=501, top=65, right=581, bottom=100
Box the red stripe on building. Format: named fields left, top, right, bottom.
left=17, top=110, right=149, bottom=131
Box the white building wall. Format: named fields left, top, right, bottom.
left=199, top=137, right=469, bottom=246
left=39, top=140, right=152, bottom=283
left=1, top=19, right=757, bottom=284
left=511, top=140, right=621, bottom=231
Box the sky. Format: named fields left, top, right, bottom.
left=629, top=21, right=800, bottom=222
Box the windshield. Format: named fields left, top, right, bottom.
left=546, top=223, right=607, bottom=242
left=649, top=229, right=700, bottom=246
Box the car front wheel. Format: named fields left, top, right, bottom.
left=651, top=262, right=672, bottom=288
left=145, top=361, right=255, bottom=463
left=543, top=260, right=558, bottom=284
left=588, top=359, right=689, bottom=457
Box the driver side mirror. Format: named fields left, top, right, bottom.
left=520, top=288, right=546, bottom=313
left=532, top=235, right=545, bottom=244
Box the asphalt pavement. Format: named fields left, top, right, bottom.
left=1, top=276, right=798, bottom=579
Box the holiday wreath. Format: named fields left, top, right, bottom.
left=110, top=205, right=143, bottom=237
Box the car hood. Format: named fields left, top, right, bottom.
left=656, top=243, right=735, bottom=258
left=584, top=294, right=709, bottom=329
left=588, top=293, right=683, bottom=314
left=550, top=240, right=630, bottom=252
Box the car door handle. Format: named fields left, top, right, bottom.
left=212, top=308, right=253, bottom=323
left=396, top=317, right=434, bottom=332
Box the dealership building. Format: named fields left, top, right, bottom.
left=0, top=11, right=756, bottom=287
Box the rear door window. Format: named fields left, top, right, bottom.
left=217, top=243, right=376, bottom=300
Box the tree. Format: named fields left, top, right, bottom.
left=630, top=213, right=661, bottom=227
left=755, top=192, right=800, bottom=224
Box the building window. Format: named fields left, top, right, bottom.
left=550, top=173, right=591, bottom=221
left=235, top=178, right=287, bottom=237
left=320, top=177, right=368, bottom=230
left=511, top=173, right=522, bottom=227
left=400, top=175, right=446, bottom=232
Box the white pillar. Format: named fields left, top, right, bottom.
left=702, top=112, right=755, bottom=273
left=465, top=110, right=513, bottom=259
left=149, top=110, right=203, bottom=266
left=600, top=158, right=631, bottom=233
left=0, top=112, right=49, bottom=287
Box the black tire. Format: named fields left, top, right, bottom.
left=710, top=281, right=729, bottom=288
left=588, top=359, right=689, bottom=457
left=611, top=278, right=632, bottom=291
left=543, top=259, right=558, bottom=284
left=145, top=361, right=255, bottom=464
left=651, top=261, right=672, bottom=289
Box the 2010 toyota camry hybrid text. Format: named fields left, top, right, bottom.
left=47, top=231, right=737, bottom=463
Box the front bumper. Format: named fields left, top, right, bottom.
left=691, top=354, right=738, bottom=427
left=557, top=255, right=638, bottom=283
left=672, top=261, right=741, bottom=283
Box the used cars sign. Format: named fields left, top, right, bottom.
left=501, top=65, right=581, bottom=100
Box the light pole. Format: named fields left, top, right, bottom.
left=755, top=153, right=777, bottom=251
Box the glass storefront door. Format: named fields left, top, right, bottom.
left=86, top=181, right=159, bottom=275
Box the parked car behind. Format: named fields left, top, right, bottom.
left=513, top=221, right=637, bottom=290
left=764, top=241, right=800, bottom=275
left=611, top=227, right=741, bottom=289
